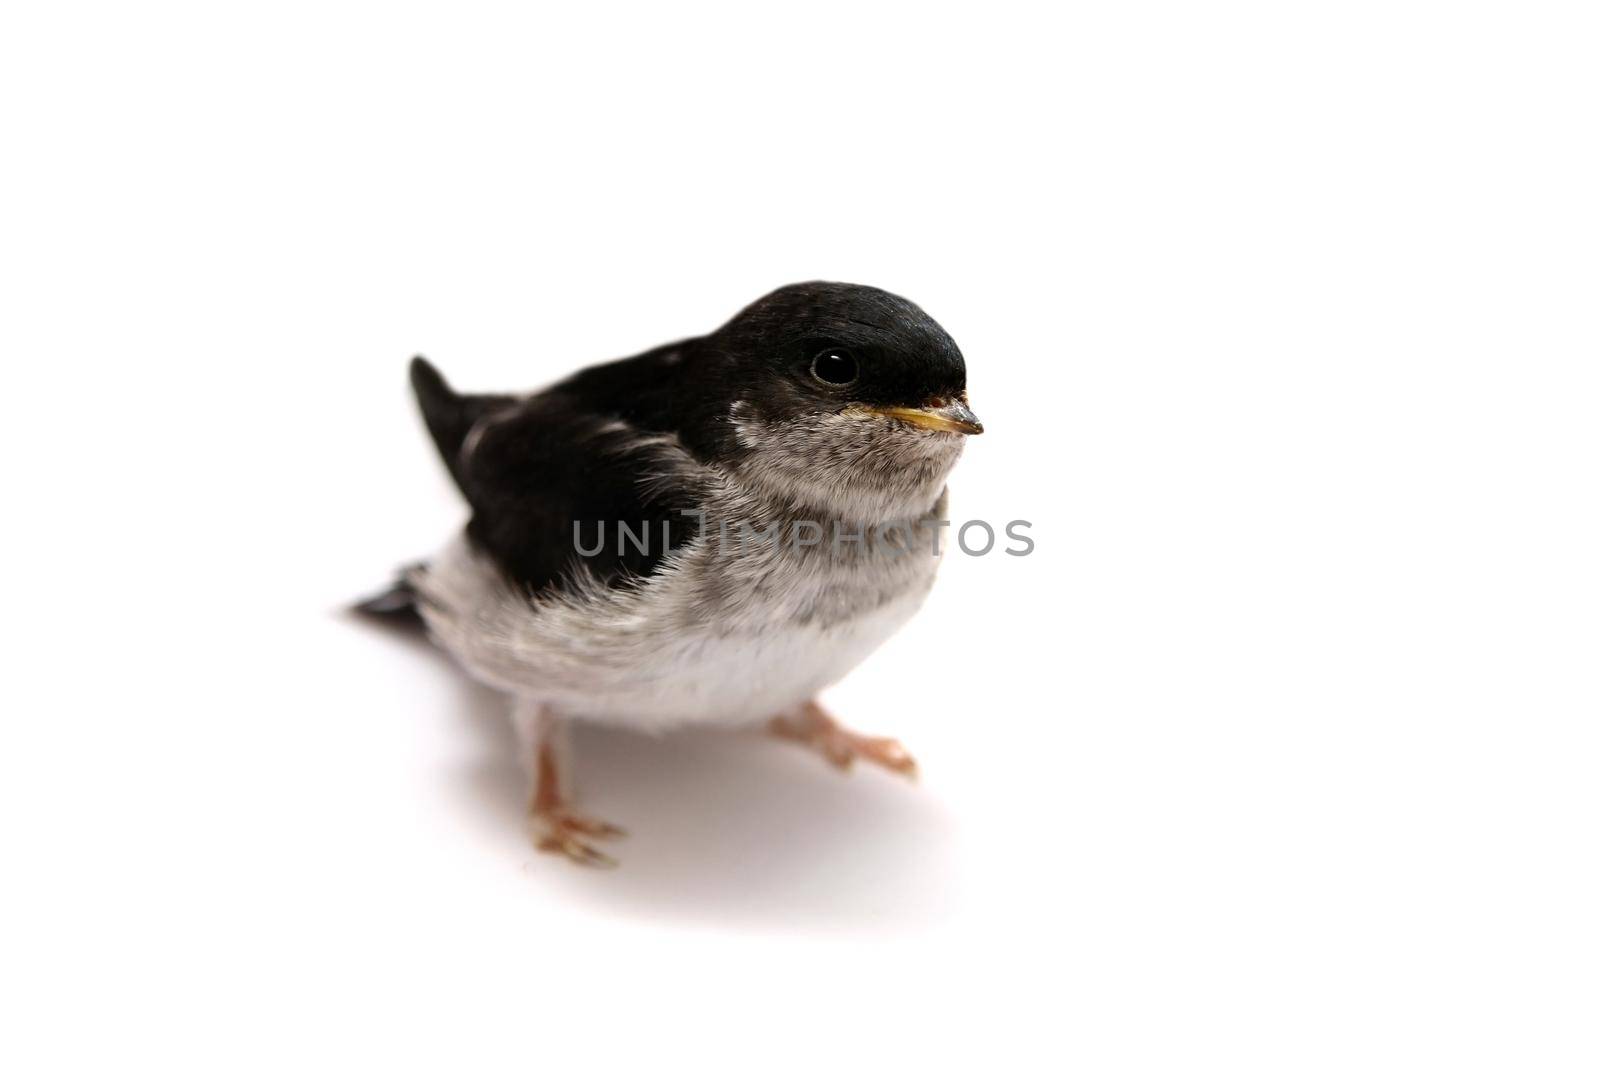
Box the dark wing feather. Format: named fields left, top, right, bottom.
left=423, top=346, right=705, bottom=594
left=410, top=356, right=517, bottom=492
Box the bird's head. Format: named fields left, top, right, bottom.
left=703, top=281, right=981, bottom=523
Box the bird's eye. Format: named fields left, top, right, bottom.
left=810, top=349, right=858, bottom=386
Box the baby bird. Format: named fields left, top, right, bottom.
left=358, top=282, right=981, bottom=865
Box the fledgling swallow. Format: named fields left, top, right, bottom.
left=357, top=281, right=981, bottom=865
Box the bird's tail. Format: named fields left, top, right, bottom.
left=350, top=566, right=426, bottom=628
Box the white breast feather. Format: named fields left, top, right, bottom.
left=413, top=422, right=956, bottom=731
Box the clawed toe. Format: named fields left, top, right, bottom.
left=555, top=811, right=627, bottom=840
left=770, top=702, right=919, bottom=780
left=530, top=806, right=625, bottom=868
left=853, top=735, right=918, bottom=778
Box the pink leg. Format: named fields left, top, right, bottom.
left=512, top=700, right=625, bottom=867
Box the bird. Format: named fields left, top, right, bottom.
left=356, top=281, right=982, bottom=866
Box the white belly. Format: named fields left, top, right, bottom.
left=413, top=529, right=939, bottom=731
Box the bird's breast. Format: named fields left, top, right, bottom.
left=416, top=500, right=947, bottom=730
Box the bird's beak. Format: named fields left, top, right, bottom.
left=856, top=397, right=984, bottom=436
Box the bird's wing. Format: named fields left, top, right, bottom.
left=423, top=364, right=705, bottom=595
left=409, top=356, right=518, bottom=494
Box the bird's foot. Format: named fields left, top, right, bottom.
left=529, top=805, right=626, bottom=869
left=769, top=701, right=918, bottom=779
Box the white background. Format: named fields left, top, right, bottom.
left=3, top=2, right=1596, bottom=1063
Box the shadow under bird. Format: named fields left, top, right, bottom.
left=357, top=281, right=982, bottom=865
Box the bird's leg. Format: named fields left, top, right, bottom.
left=511, top=698, right=624, bottom=867
left=768, top=700, right=918, bottom=779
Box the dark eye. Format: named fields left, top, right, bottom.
left=810, top=349, right=858, bottom=385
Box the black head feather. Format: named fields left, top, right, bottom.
left=703, top=281, right=968, bottom=428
